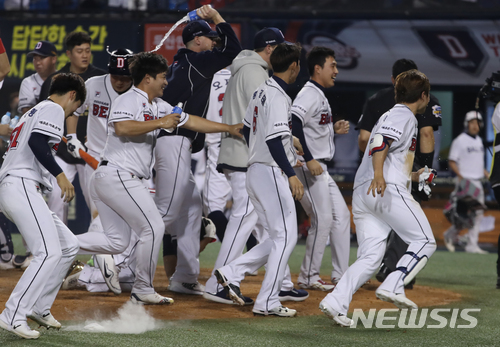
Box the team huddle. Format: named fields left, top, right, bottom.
left=0, top=5, right=440, bottom=340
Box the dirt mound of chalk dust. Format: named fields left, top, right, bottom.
left=0, top=266, right=461, bottom=322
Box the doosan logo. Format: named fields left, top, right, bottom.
left=350, top=308, right=480, bottom=329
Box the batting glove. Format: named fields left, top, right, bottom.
left=418, top=165, right=437, bottom=197
left=66, top=134, right=85, bottom=159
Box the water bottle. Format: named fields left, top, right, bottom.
left=166, top=102, right=183, bottom=133
left=186, top=5, right=211, bottom=22
left=9, top=115, right=19, bottom=129
left=1, top=112, right=11, bottom=125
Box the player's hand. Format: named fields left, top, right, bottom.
left=66, top=134, right=85, bottom=159
left=56, top=172, right=75, bottom=203
left=306, top=159, right=323, bottom=176
left=161, top=113, right=181, bottom=130
left=334, top=120, right=350, bottom=134
left=417, top=165, right=437, bottom=197
left=197, top=4, right=224, bottom=24
left=293, top=160, right=303, bottom=168
left=293, top=136, right=304, bottom=156
left=288, top=175, right=304, bottom=201
left=228, top=123, right=244, bottom=138
left=0, top=124, right=12, bottom=137
left=367, top=175, right=386, bottom=197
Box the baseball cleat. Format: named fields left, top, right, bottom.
left=27, top=312, right=62, bottom=329
left=12, top=253, right=33, bottom=269
left=319, top=300, right=353, bottom=327
left=130, top=292, right=174, bottom=305
left=62, top=260, right=85, bottom=290
left=464, top=245, right=488, bottom=254
left=278, top=288, right=309, bottom=302
left=375, top=289, right=418, bottom=310
left=0, top=258, right=15, bottom=270
left=167, top=280, right=205, bottom=295
left=95, top=254, right=121, bottom=295
left=203, top=290, right=254, bottom=305
left=253, top=305, right=297, bottom=317
left=0, top=319, right=40, bottom=339
left=214, top=269, right=246, bottom=306
left=298, top=279, right=335, bottom=291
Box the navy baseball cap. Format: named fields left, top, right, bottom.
left=254, top=28, right=286, bottom=49
left=182, top=20, right=218, bottom=45
left=27, top=41, right=57, bottom=57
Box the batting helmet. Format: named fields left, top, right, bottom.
left=108, top=48, right=134, bottom=76
left=463, top=110, right=483, bottom=129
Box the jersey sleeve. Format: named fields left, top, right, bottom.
left=448, top=137, right=461, bottom=162
left=108, top=96, right=140, bottom=124
left=376, top=113, right=407, bottom=142
left=156, top=99, right=189, bottom=127
left=31, top=103, right=65, bottom=143
left=291, top=89, right=316, bottom=125
left=264, top=95, right=291, bottom=141
left=18, top=78, right=37, bottom=113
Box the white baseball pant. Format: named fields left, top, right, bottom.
left=155, top=136, right=201, bottom=283
left=323, top=182, right=436, bottom=315
left=77, top=165, right=164, bottom=295
left=202, top=144, right=231, bottom=216
left=295, top=161, right=350, bottom=284
left=78, top=214, right=139, bottom=292
left=0, top=176, right=79, bottom=325
left=218, top=164, right=298, bottom=313
left=47, top=156, right=86, bottom=224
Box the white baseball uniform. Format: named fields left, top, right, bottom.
left=203, top=69, right=232, bottom=217
left=0, top=101, right=79, bottom=326
left=444, top=132, right=485, bottom=252
left=322, top=104, right=436, bottom=315
left=77, top=86, right=189, bottom=295
left=291, top=81, right=350, bottom=285
left=18, top=72, right=44, bottom=113
left=218, top=77, right=298, bottom=313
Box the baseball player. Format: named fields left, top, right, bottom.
left=215, top=43, right=304, bottom=317
left=18, top=41, right=57, bottom=114
left=443, top=111, right=488, bottom=254
left=357, top=59, right=442, bottom=286
left=68, top=48, right=138, bottom=294
left=76, top=52, right=242, bottom=304
left=320, top=70, right=437, bottom=326
left=206, top=28, right=306, bottom=304
left=39, top=31, right=106, bottom=224
left=291, top=47, right=350, bottom=291
left=157, top=5, right=241, bottom=295
left=0, top=73, right=84, bottom=339
left=203, top=68, right=232, bottom=241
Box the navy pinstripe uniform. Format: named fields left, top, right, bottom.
left=155, top=22, right=241, bottom=285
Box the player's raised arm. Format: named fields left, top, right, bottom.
left=114, top=115, right=180, bottom=137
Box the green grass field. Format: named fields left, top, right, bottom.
left=1, top=234, right=500, bottom=346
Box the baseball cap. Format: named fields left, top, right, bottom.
left=254, top=28, right=286, bottom=49
left=27, top=41, right=57, bottom=57
left=182, top=20, right=218, bottom=45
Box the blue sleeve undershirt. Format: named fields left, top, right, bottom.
left=28, top=132, right=63, bottom=178
left=266, top=137, right=295, bottom=178
left=291, top=114, right=313, bottom=162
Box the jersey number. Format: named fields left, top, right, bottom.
left=8, top=122, right=25, bottom=150
left=218, top=93, right=225, bottom=117
left=252, top=106, right=258, bottom=134
left=93, top=104, right=109, bottom=119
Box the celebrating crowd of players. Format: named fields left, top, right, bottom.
left=0, top=3, right=485, bottom=340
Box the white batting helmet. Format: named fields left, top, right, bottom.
left=463, top=110, right=483, bottom=129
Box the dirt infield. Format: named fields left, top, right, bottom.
left=0, top=266, right=461, bottom=321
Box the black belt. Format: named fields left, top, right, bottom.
left=99, top=160, right=108, bottom=167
